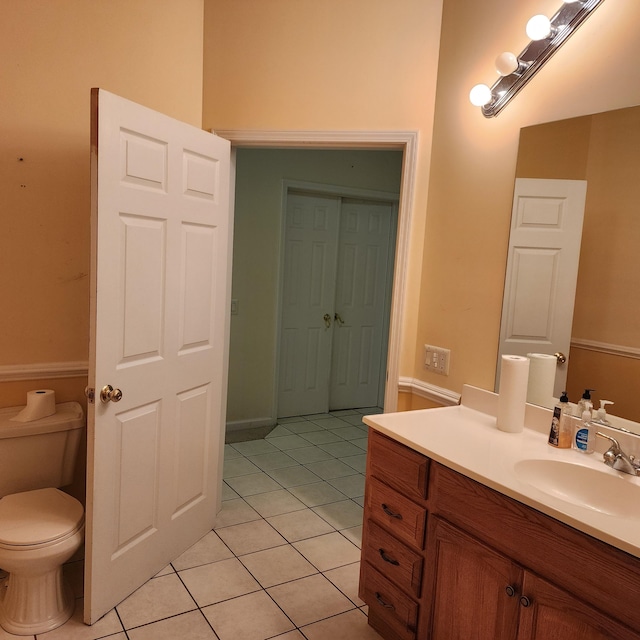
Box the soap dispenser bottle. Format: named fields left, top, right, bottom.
left=574, top=411, right=595, bottom=454
left=576, top=388, right=594, bottom=418
left=593, top=400, right=614, bottom=426
left=548, top=391, right=572, bottom=448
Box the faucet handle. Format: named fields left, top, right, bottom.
left=596, top=431, right=621, bottom=453
left=596, top=432, right=639, bottom=476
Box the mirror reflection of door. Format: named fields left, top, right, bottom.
left=278, top=191, right=396, bottom=417
left=497, top=178, right=587, bottom=400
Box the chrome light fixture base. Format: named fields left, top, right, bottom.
left=481, top=0, right=606, bottom=118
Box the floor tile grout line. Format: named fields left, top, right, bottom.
left=71, top=412, right=369, bottom=639
left=173, top=520, right=361, bottom=638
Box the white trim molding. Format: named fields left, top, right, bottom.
left=213, top=129, right=419, bottom=415
left=571, top=338, right=640, bottom=360
left=225, top=416, right=277, bottom=433
left=398, top=376, right=462, bottom=407
left=0, top=361, right=89, bottom=382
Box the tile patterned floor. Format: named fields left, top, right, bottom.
left=1, top=409, right=383, bottom=640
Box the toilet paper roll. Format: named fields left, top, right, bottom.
left=10, top=389, right=57, bottom=423
left=526, top=353, right=557, bottom=408
left=496, top=355, right=530, bottom=433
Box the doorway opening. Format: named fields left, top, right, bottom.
left=218, top=131, right=418, bottom=435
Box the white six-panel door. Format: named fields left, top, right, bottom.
left=330, top=199, right=393, bottom=410
left=86, top=89, right=232, bottom=623
left=278, top=193, right=340, bottom=417
left=497, top=178, right=587, bottom=398
left=277, top=192, right=394, bottom=417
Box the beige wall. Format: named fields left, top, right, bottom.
left=203, top=0, right=640, bottom=412
left=202, top=0, right=445, bottom=383
left=228, top=149, right=403, bottom=424
left=4, top=0, right=640, bottom=418
left=0, top=0, right=205, bottom=409
left=415, top=0, right=640, bottom=401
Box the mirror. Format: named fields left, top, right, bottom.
left=504, top=104, right=640, bottom=429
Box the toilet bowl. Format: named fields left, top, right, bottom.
left=0, top=401, right=85, bottom=636
left=0, top=488, right=85, bottom=635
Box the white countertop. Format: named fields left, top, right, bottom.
left=363, top=385, right=640, bottom=559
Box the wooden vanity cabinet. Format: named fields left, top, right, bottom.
left=359, top=431, right=429, bottom=640
left=360, top=429, right=640, bottom=640
left=429, top=517, right=638, bottom=640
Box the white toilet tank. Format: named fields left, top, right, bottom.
left=0, top=402, right=84, bottom=497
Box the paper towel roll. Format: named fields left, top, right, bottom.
left=10, top=389, right=57, bottom=423
left=496, top=355, right=530, bottom=433
left=526, top=353, right=557, bottom=408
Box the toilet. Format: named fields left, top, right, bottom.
left=0, top=402, right=85, bottom=635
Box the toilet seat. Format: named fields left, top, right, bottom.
left=0, top=488, right=84, bottom=547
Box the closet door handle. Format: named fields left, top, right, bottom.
left=334, top=312, right=345, bottom=326
left=323, top=313, right=332, bottom=328
left=520, top=595, right=532, bottom=608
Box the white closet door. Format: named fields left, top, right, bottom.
left=278, top=193, right=340, bottom=417
left=329, top=199, right=393, bottom=410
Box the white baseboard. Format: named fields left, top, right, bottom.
left=398, top=377, right=461, bottom=407
left=225, top=417, right=277, bottom=433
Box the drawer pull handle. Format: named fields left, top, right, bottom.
left=378, top=548, right=400, bottom=566
left=381, top=503, right=403, bottom=519
left=505, top=585, right=516, bottom=597
left=520, top=595, right=532, bottom=608
left=375, top=592, right=396, bottom=610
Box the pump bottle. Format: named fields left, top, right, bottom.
left=576, top=388, right=594, bottom=418
left=548, top=391, right=572, bottom=448
left=592, top=400, right=614, bottom=427
left=574, top=411, right=595, bottom=454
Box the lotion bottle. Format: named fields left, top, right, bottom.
left=574, top=411, right=595, bottom=454
left=548, top=391, right=572, bottom=448
left=592, top=400, right=614, bottom=427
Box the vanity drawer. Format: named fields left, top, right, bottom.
left=369, top=430, right=429, bottom=502
left=364, top=520, right=423, bottom=598
left=368, top=477, right=427, bottom=550
left=361, top=563, right=418, bottom=640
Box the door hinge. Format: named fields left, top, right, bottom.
left=85, top=386, right=95, bottom=404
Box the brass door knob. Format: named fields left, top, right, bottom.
left=100, top=385, right=123, bottom=404
left=555, top=352, right=567, bottom=364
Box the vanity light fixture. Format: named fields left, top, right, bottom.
left=470, top=0, right=606, bottom=117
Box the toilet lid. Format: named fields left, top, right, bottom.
left=0, top=488, right=84, bottom=546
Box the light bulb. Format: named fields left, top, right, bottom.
left=469, top=84, right=493, bottom=107
left=526, top=14, right=552, bottom=40
left=495, top=52, right=519, bottom=76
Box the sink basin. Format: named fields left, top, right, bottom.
left=513, top=459, right=640, bottom=518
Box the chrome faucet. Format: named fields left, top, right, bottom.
left=596, top=432, right=640, bottom=476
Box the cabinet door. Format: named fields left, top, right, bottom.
left=429, top=518, right=521, bottom=640
left=517, top=572, right=640, bottom=640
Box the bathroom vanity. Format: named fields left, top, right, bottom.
left=359, top=386, right=640, bottom=640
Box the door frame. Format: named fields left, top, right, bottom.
left=277, top=182, right=399, bottom=416
left=214, top=129, right=418, bottom=413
